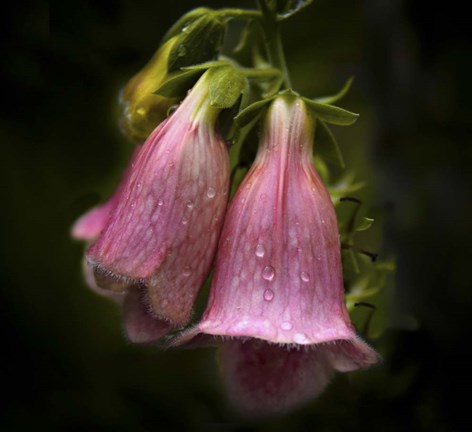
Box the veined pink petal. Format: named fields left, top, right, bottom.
left=122, top=287, right=173, bottom=344
left=87, top=72, right=230, bottom=326
left=218, top=339, right=333, bottom=418
left=71, top=145, right=142, bottom=241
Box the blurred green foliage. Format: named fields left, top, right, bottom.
left=1, top=0, right=471, bottom=430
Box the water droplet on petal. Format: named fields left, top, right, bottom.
left=183, top=266, right=192, bottom=277
left=300, top=271, right=310, bottom=282
left=157, top=199, right=164, bottom=206
left=181, top=216, right=189, bottom=225
left=293, top=333, right=308, bottom=343
left=186, top=200, right=194, bottom=209
left=263, top=289, right=274, bottom=301
left=262, top=265, right=275, bottom=281
left=255, top=244, right=266, bottom=258
left=136, top=182, right=142, bottom=189
left=207, top=187, right=216, bottom=198
left=281, top=322, right=292, bottom=331
left=130, top=202, right=136, bottom=209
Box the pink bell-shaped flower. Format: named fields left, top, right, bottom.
left=86, top=70, right=230, bottom=331
left=176, top=96, right=379, bottom=416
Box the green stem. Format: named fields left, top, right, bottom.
left=217, top=8, right=262, bottom=20
left=243, top=67, right=282, bottom=80
left=256, top=0, right=292, bottom=89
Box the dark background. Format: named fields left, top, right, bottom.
left=1, top=0, right=471, bottom=430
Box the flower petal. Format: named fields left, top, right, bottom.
left=323, top=338, right=381, bottom=371
left=218, top=339, right=333, bottom=418
left=71, top=198, right=117, bottom=242
left=123, top=287, right=173, bottom=344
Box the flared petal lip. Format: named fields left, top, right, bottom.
left=71, top=203, right=112, bottom=241
left=169, top=323, right=381, bottom=370
left=186, top=313, right=358, bottom=346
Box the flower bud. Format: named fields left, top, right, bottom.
left=119, top=38, right=178, bottom=143
left=119, top=10, right=225, bottom=142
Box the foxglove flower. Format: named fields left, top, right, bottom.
left=176, top=97, right=379, bottom=416
left=86, top=70, right=230, bottom=334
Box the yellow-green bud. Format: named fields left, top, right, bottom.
left=119, top=37, right=178, bottom=143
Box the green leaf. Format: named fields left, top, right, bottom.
left=304, top=98, right=359, bottom=126
left=314, top=77, right=354, bottom=105
left=154, top=69, right=202, bottom=98
left=233, top=96, right=274, bottom=127
left=208, top=66, right=246, bottom=109
left=356, top=217, right=374, bottom=232
left=316, top=120, right=345, bottom=168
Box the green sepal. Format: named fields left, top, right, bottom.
left=328, top=173, right=365, bottom=206
left=154, top=69, right=203, bottom=98
left=304, top=98, right=359, bottom=126
left=207, top=66, right=247, bottom=109
left=234, top=96, right=275, bottom=128
left=314, top=77, right=354, bottom=105
left=181, top=60, right=229, bottom=71
left=316, top=120, right=345, bottom=168
left=356, top=216, right=374, bottom=232
left=167, top=13, right=225, bottom=73
left=278, top=88, right=300, bottom=98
